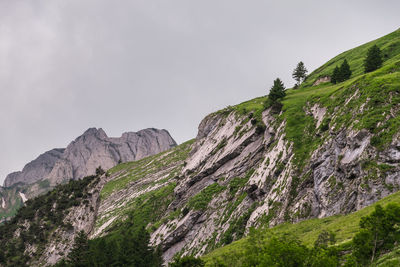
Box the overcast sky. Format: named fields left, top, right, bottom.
left=0, top=1, right=399, bottom=185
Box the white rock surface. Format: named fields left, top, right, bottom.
left=4, top=128, right=177, bottom=187
left=19, top=192, right=28, bottom=203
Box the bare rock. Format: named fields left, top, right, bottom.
left=3, top=128, right=177, bottom=187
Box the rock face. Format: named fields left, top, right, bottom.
left=3, top=128, right=177, bottom=187
left=4, top=149, right=65, bottom=187
left=313, top=76, right=331, bottom=86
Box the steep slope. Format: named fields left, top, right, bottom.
left=0, top=28, right=399, bottom=266
left=304, top=27, right=400, bottom=86
left=203, top=189, right=400, bottom=266
left=0, top=141, right=193, bottom=266
left=98, top=28, right=399, bottom=261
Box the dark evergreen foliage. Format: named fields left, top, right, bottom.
left=292, top=61, right=308, bottom=86
left=95, top=166, right=105, bottom=176
left=67, top=231, right=90, bottom=267
left=331, top=59, right=351, bottom=84
left=0, top=175, right=99, bottom=267
left=52, top=216, right=162, bottom=267
left=268, top=78, right=286, bottom=103
left=331, top=66, right=340, bottom=84
left=169, top=256, right=205, bottom=267
left=364, top=45, right=383, bottom=73
left=339, top=59, right=352, bottom=81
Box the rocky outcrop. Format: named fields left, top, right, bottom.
left=3, top=128, right=177, bottom=187
left=4, top=148, right=64, bottom=187
left=146, top=105, right=399, bottom=261
left=313, top=76, right=331, bottom=86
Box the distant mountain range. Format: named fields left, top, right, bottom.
left=0, top=127, right=176, bottom=221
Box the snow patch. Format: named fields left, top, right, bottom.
left=19, top=192, right=28, bottom=203
left=1, top=197, right=5, bottom=209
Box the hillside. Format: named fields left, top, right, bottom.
left=203, top=189, right=400, bottom=266
left=0, top=127, right=176, bottom=222
left=0, top=28, right=399, bottom=266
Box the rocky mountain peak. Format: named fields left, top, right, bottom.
left=3, top=128, right=177, bottom=188
left=81, top=127, right=108, bottom=139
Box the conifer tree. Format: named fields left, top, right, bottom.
left=292, top=61, right=308, bottom=86
left=68, top=231, right=90, bottom=267
left=268, top=78, right=286, bottom=102
left=339, top=59, right=352, bottom=81
left=364, top=45, right=383, bottom=73
left=331, top=59, right=351, bottom=84
left=331, top=66, right=340, bottom=84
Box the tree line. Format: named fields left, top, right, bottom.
left=266, top=44, right=383, bottom=105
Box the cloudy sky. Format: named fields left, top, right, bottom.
left=0, top=1, right=399, bottom=184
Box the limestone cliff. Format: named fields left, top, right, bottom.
left=4, top=128, right=176, bottom=187
left=0, top=127, right=176, bottom=222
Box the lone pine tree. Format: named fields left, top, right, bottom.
left=364, top=45, right=383, bottom=73
left=292, top=61, right=308, bottom=86
left=268, top=78, right=286, bottom=102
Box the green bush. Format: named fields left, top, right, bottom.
left=187, top=183, right=225, bottom=211
left=352, top=204, right=400, bottom=265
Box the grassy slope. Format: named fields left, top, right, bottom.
left=203, top=28, right=400, bottom=265
left=215, top=29, right=400, bottom=170
left=203, top=191, right=400, bottom=265
left=304, top=28, right=400, bottom=85
left=95, top=140, right=194, bottom=233
left=101, top=139, right=195, bottom=199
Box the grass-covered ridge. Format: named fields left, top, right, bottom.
left=94, top=140, right=195, bottom=235
left=101, top=139, right=194, bottom=199
left=304, top=27, right=400, bottom=86
left=203, top=190, right=400, bottom=266
left=208, top=28, right=399, bottom=172
left=214, top=55, right=399, bottom=171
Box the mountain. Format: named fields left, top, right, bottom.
left=4, top=128, right=177, bottom=187
left=0, top=28, right=399, bottom=266
left=0, top=127, right=176, bottom=222
left=3, top=149, right=65, bottom=187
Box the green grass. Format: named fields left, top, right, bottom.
left=373, top=246, right=400, bottom=267
left=187, top=183, right=226, bottom=211
left=304, top=28, right=400, bottom=86
left=203, top=190, right=400, bottom=265
left=101, top=139, right=194, bottom=199
left=279, top=51, right=400, bottom=169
